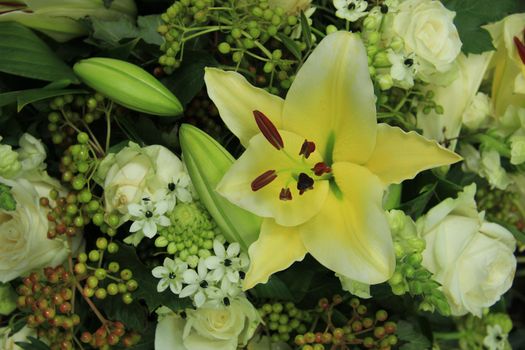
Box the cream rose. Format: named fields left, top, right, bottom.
left=155, top=298, right=260, bottom=350
left=0, top=176, right=70, bottom=283
left=418, top=184, right=517, bottom=316
left=97, top=142, right=185, bottom=215
left=269, top=0, right=311, bottom=15
left=393, top=0, right=462, bottom=79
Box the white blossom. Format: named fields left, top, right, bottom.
left=333, top=0, right=368, bottom=22
left=152, top=258, right=188, bottom=294
left=128, top=197, right=171, bottom=238
left=205, top=240, right=249, bottom=283
left=180, top=260, right=214, bottom=307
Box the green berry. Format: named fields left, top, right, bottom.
left=218, top=42, right=231, bottom=54
left=88, top=250, right=100, bottom=262
left=107, top=242, right=119, bottom=254
left=95, top=268, right=107, bottom=280
left=77, top=132, right=89, bottom=144
left=95, top=288, right=107, bottom=299
left=96, top=237, right=108, bottom=250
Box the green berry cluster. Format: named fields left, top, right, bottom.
left=158, top=0, right=311, bottom=93
left=294, top=296, right=398, bottom=350
left=16, top=268, right=79, bottom=350
left=258, top=302, right=311, bottom=343
left=75, top=240, right=136, bottom=305
left=80, top=321, right=141, bottom=349
left=47, top=94, right=106, bottom=146
left=477, top=186, right=523, bottom=230
left=154, top=201, right=220, bottom=266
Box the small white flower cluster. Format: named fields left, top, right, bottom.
left=152, top=239, right=249, bottom=308
left=127, top=171, right=194, bottom=240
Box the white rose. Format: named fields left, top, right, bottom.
left=0, top=326, right=37, bottom=350
left=418, top=184, right=517, bottom=316
left=97, top=142, right=185, bottom=215
left=462, top=92, right=491, bottom=130
left=269, top=0, right=311, bottom=15
left=393, top=0, right=462, bottom=80
left=0, top=176, right=70, bottom=283
left=155, top=298, right=261, bottom=350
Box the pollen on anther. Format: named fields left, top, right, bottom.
left=251, top=170, right=277, bottom=191
left=253, top=110, right=284, bottom=150
left=299, top=140, right=316, bottom=158
left=279, top=188, right=292, bottom=201
left=515, top=36, right=525, bottom=65
left=297, top=173, right=314, bottom=195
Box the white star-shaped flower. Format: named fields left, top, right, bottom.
left=483, top=325, right=507, bottom=350
left=387, top=50, right=417, bottom=89
left=333, top=0, right=368, bottom=22
left=204, top=240, right=249, bottom=283
left=152, top=258, right=188, bottom=294
left=180, top=260, right=214, bottom=307
left=128, top=198, right=171, bottom=238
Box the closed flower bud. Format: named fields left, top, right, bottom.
left=73, top=58, right=182, bottom=116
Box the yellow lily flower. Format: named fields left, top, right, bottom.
left=204, top=32, right=462, bottom=289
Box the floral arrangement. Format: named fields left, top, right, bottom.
left=0, top=0, right=524, bottom=349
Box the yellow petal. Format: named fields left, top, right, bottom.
left=299, top=162, right=395, bottom=284
left=243, top=219, right=307, bottom=290
left=282, top=31, right=377, bottom=164
left=365, top=124, right=462, bottom=185
left=217, top=131, right=329, bottom=226
left=204, top=67, right=284, bottom=147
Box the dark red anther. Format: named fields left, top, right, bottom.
left=253, top=110, right=284, bottom=150
left=279, top=188, right=292, bottom=201
left=297, top=173, right=314, bottom=195
left=514, top=36, right=525, bottom=65
left=299, top=139, right=316, bottom=158
left=251, top=170, right=277, bottom=191
left=312, top=162, right=332, bottom=176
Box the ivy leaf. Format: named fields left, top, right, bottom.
left=0, top=184, right=16, bottom=211
left=0, top=22, right=77, bottom=82
left=15, top=337, right=50, bottom=350
left=442, top=0, right=522, bottom=54
left=91, top=17, right=139, bottom=45
left=109, top=242, right=192, bottom=312
left=137, top=15, right=164, bottom=45
left=397, top=320, right=432, bottom=350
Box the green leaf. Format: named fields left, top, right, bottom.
left=162, top=51, right=218, bottom=106
left=276, top=33, right=302, bottom=60
left=15, top=337, right=51, bottom=350
left=397, top=320, right=431, bottom=350
left=300, top=11, right=312, bottom=49
left=0, top=88, right=87, bottom=111
left=97, top=299, right=148, bottom=331
left=91, top=17, right=139, bottom=45
left=442, top=0, right=522, bottom=54
left=0, top=22, right=77, bottom=82
left=103, top=0, right=114, bottom=8
left=400, top=183, right=437, bottom=218
left=0, top=184, right=16, bottom=211
left=109, top=242, right=192, bottom=312
left=250, top=276, right=295, bottom=301
left=137, top=15, right=163, bottom=45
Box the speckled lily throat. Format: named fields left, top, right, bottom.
left=250, top=110, right=333, bottom=200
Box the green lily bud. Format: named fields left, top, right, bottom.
left=0, top=144, right=21, bottom=179
left=73, top=58, right=182, bottom=116
left=383, top=183, right=401, bottom=210
left=179, top=124, right=262, bottom=252
left=0, top=283, right=17, bottom=315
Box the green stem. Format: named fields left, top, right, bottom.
left=433, top=331, right=464, bottom=340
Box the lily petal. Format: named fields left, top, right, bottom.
left=282, top=31, right=377, bottom=164
left=299, top=162, right=395, bottom=284
left=365, top=124, right=462, bottom=185
left=204, top=68, right=284, bottom=147
left=217, top=131, right=330, bottom=226
left=243, top=219, right=307, bottom=289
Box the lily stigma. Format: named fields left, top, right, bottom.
left=204, top=31, right=462, bottom=289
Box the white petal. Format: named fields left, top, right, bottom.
left=155, top=200, right=170, bottom=215
left=129, top=220, right=143, bottom=233
left=194, top=291, right=207, bottom=308
left=169, top=281, right=183, bottom=295
left=179, top=284, right=198, bottom=298
left=183, top=269, right=199, bottom=284
left=205, top=256, right=222, bottom=269
left=226, top=242, right=240, bottom=257
left=127, top=203, right=143, bottom=217
left=157, top=215, right=171, bottom=227
left=143, top=221, right=157, bottom=238
left=213, top=239, right=226, bottom=258
left=152, top=266, right=167, bottom=278
left=157, top=279, right=169, bottom=292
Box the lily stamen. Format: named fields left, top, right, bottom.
left=299, top=140, right=316, bottom=158
left=251, top=170, right=277, bottom=191
left=279, top=188, right=292, bottom=201
left=514, top=36, right=525, bottom=64
left=297, top=173, right=314, bottom=195
left=253, top=110, right=284, bottom=150
left=312, top=162, right=332, bottom=176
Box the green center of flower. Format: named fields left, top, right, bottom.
left=250, top=110, right=333, bottom=201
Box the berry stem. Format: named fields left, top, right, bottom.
left=75, top=280, right=107, bottom=324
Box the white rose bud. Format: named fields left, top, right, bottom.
left=510, top=134, right=525, bottom=165
left=418, top=184, right=517, bottom=317
left=462, top=92, right=491, bottom=130
left=97, top=142, right=185, bottom=215
left=155, top=298, right=261, bottom=350
left=393, top=0, right=461, bottom=79
left=0, top=176, right=70, bottom=282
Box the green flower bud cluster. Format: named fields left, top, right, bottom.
left=294, top=297, right=398, bottom=350
left=157, top=0, right=307, bottom=93
left=386, top=210, right=450, bottom=315
left=0, top=183, right=16, bottom=211
left=477, top=185, right=522, bottom=229
left=16, top=268, right=80, bottom=350
left=258, top=302, right=311, bottom=343
left=154, top=201, right=221, bottom=265
left=47, top=93, right=106, bottom=145
left=456, top=312, right=513, bottom=350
